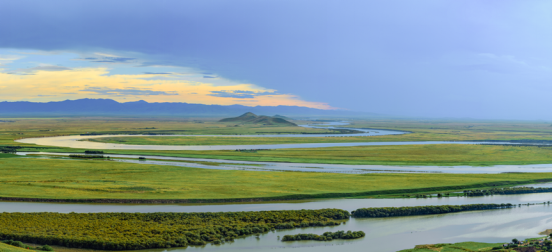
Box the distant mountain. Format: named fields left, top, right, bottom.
left=0, top=99, right=372, bottom=117
left=219, top=112, right=297, bottom=126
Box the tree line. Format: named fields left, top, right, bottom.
left=68, top=154, right=105, bottom=159
left=351, top=203, right=514, bottom=218
left=463, top=187, right=551, bottom=197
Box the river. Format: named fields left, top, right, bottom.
left=0, top=193, right=551, bottom=252
left=17, top=152, right=553, bottom=174
left=14, top=122, right=534, bottom=151
left=7, top=122, right=552, bottom=251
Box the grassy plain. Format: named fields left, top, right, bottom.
left=0, top=118, right=336, bottom=147
left=1, top=118, right=550, bottom=166
left=398, top=241, right=509, bottom=252
left=102, top=144, right=552, bottom=166
left=0, top=243, right=30, bottom=252
left=1, top=118, right=550, bottom=146
left=0, top=157, right=549, bottom=201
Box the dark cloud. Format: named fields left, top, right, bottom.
left=203, top=75, right=216, bottom=78
left=61, top=92, right=78, bottom=94
left=80, top=87, right=178, bottom=96
left=88, top=57, right=136, bottom=63
left=208, top=90, right=276, bottom=98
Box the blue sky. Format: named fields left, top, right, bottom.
left=0, top=0, right=550, bottom=120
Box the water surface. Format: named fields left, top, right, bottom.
left=1, top=194, right=550, bottom=252
left=18, top=152, right=553, bottom=174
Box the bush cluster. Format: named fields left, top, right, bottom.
left=68, top=154, right=105, bottom=158
left=0, top=209, right=349, bottom=250
left=463, top=187, right=551, bottom=197
left=282, top=230, right=365, bottom=241
left=351, top=203, right=513, bottom=218
left=2, top=240, right=54, bottom=251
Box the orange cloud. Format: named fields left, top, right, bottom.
left=0, top=67, right=334, bottom=109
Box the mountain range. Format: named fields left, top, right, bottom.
left=0, top=99, right=370, bottom=117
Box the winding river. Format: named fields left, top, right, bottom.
left=15, top=122, right=529, bottom=151
left=14, top=121, right=552, bottom=173
left=7, top=122, right=552, bottom=251
left=18, top=152, right=552, bottom=174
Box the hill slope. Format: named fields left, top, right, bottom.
left=219, top=112, right=297, bottom=126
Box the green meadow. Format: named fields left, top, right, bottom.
left=0, top=157, right=549, bottom=201
left=398, top=241, right=510, bottom=252
left=1, top=118, right=550, bottom=147
left=1, top=118, right=550, bottom=166
left=101, top=144, right=552, bottom=166
left=0, top=243, right=31, bottom=252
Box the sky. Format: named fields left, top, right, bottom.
left=0, top=0, right=550, bottom=120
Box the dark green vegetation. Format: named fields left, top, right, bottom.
left=218, top=112, right=297, bottom=126
left=0, top=157, right=549, bottom=201
left=463, top=187, right=552, bottom=197
left=1, top=240, right=53, bottom=251
left=404, top=187, right=553, bottom=199
left=0, top=153, right=17, bottom=158
left=68, top=155, right=105, bottom=159
left=0, top=209, right=349, bottom=250
left=281, top=230, right=365, bottom=241
left=351, top=204, right=514, bottom=218
left=83, top=151, right=103, bottom=154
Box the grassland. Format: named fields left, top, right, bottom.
left=0, top=157, right=549, bottom=201
left=0, top=118, right=337, bottom=147
left=0, top=243, right=31, bottom=252
left=1, top=118, right=550, bottom=166
left=1, top=118, right=550, bottom=146
left=398, top=241, right=510, bottom=252
left=100, top=144, right=552, bottom=166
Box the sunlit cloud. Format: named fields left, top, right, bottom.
left=0, top=49, right=335, bottom=109
left=80, top=87, right=179, bottom=96
left=209, top=90, right=277, bottom=99
left=0, top=66, right=333, bottom=109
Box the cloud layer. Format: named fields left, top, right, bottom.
left=0, top=0, right=550, bottom=119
